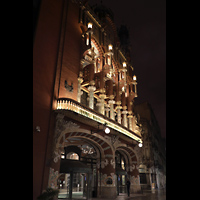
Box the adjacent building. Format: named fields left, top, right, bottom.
left=134, top=102, right=166, bottom=190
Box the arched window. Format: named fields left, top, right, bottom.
left=66, top=152, right=79, bottom=160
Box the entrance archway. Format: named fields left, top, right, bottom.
left=56, top=133, right=107, bottom=199
left=50, top=115, right=115, bottom=199
left=115, top=145, right=141, bottom=195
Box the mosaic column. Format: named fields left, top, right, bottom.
left=97, top=149, right=117, bottom=198
left=128, top=111, right=133, bottom=131
left=88, top=84, right=96, bottom=109
left=77, top=73, right=83, bottom=103
left=99, top=92, right=106, bottom=115
left=122, top=106, right=128, bottom=128
left=105, top=104, right=110, bottom=118
left=108, top=95, right=115, bottom=120
left=116, top=101, right=122, bottom=124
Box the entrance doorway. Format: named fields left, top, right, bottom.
left=58, top=172, right=88, bottom=199
left=115, top=150, right=128, bottom=196
left=117, top=174, right=127, bottom=194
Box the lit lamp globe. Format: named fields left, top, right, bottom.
left=123, top=62, right=126, bottom=68
left=87, top=22, right=93, bottom=29
left=108, top=44, right=113, bottom=51
left=105, top=127, right=110, bottom=134
left=138, top=143, right=143, bottom=147
left=133, top=75, right=137, bottom=81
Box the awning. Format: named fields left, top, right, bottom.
left=116, top=166, right=127, bottom=175
left=60, top=159, right=92, bottom=173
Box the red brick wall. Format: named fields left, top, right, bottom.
left=33, top=0, right=64, bottom=199
left=58, top=1, right=82, bottom=100
left=33, top=0, right=82, bottom=199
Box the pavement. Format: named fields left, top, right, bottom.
left=90, top=189, right=166, bottom=200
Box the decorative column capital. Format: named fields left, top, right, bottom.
left=122, top=110, right=128, bottom=115
left=78, top=77, right=83, bottom=84
left=128, top=114, right=133, bottom=118
left=100, top=88, right=106, bottom=94
left=108, top=99, right=115, bottom=105
left=122, top=106, right=127, bottom=110
left=99, top=93, right=106, bottom=99
left=116, top=101, right=121, bottom=105
left=89, top=80, right=95, bottom=86
left=109, top=94, right=115, bottom=100
left=88, top=85, right=96, bottom=92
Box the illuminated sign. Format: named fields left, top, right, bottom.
left=57, top=99, right=142, bottom=143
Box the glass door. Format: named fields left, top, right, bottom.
left=72, top=173, right=87, bottom=199
left=117, top=174, right=127, bottom=195
left=58, top=173, right=88, bottom=199
left=58, top=173, right=70, bottom=199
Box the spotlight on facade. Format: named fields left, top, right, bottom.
left=133, top=75, right=137, bottom=81
left=105, top=127, right=110, bottom=134
left=138, top=143, right=143, bottom=147
left=87, top=22, right=93, bottom=29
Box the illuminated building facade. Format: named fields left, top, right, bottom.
left=33, top=0, right=143, bottom=199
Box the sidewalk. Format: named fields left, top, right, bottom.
left=90, top=188, right=166, bottom=200
left=90, top=193, right=146, bottom=200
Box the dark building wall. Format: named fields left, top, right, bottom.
left=57, top=0, right=82, bottom=100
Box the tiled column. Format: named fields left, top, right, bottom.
left=122, top=106, right=128, bottom=128
left=116, top=101, right=122, bottom=124
left=128, top=111, right=133, bottom=131
left=108, top=95, right=115, bottom=120
left=77, top=75, right=83, bottom=103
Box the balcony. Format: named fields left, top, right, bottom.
left=56, top=98, right=142, bottom=143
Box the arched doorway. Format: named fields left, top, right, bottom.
left=115, top=145, right=141, bottom=195
left=58, top=145, right=93, bottom=199
left=54, top=126, right=112, bottom=199
left=115, top=150, right=128, bottom=195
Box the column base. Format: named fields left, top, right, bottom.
left=98, top=186, right=117, bottom=198
left=130, top=184, right=141, bottom=194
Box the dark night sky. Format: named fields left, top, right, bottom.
left=90, top=0, right=166, bottom=138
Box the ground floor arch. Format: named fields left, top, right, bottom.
left=47, top=113, right=142, bottom=199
